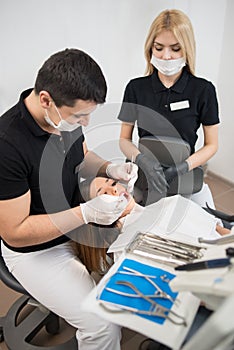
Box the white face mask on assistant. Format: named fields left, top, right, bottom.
left=151, top=55, right=186, bottom=76
left=44, top=104, right=82, bottom=132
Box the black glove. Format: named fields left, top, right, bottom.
left=135, top=153, right=168, bottom=193
left=164, top=161, right=189, bottom=184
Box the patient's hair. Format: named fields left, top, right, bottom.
left=71, top=222, right=120, bottom=274
left=71, top=177, right=121, bottom=274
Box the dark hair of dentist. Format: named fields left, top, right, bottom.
left=118, top=9, right=219, bottom=206
left=0, top=48, right=139, bottom=350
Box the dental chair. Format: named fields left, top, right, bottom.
left=204, top=205, right=234, bottom=230
left=134, top=136, right=204, bottom=206
left=0, top=238, right=77, bottom=350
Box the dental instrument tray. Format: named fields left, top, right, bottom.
left=92, top=254, right=200, bottom=349
left=125, top=232, right=205, bottom=267
left=96, top=258, right=186, bottom=326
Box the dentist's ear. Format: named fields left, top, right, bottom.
left=39, top=91, right=53, bottom=108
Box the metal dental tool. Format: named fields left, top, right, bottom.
left=114, top=280, right=187, bottom=326
left=104, top=286, right=165, bottom=299
left=99, top=300, right=187, bottom=326
left=119, top=266, right=177, bottom=303
left=96, top=257, right=187, bottom=326
left=126, top=232, right=204, bottom=266
left=139, top=239, right=198, bottom=261
left=127, top=248, right=187, bottom=266
left=160, top=274, right=171, bottom=284
left=99, top=266, right=177, bottom=302
left=198, top=234, right=234, bottom=245
left=126, top=155, right=134, bottom=195
left=142, top=233, right=203, bottom=257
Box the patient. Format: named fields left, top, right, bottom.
left=71, top=177, right=230, bottom=274
left=71, top=178, right=134, bottom=274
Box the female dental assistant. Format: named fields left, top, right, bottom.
left=118, top=9, right=219, bottom=208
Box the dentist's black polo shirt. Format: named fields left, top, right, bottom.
left=118, top=68, right=219, bottom=154
left=0, top=89, right=85, bottom=252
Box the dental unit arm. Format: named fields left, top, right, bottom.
left=171, top=227, right=234, bottom=350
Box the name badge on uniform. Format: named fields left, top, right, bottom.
left=170, top=100, right=190, bottom=111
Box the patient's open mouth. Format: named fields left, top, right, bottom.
left=120, top=191, right=130, bottom=201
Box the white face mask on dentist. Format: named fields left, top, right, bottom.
left=44, top=104, right=82, bottom=132
left=151, top=55, right=186, bottom=76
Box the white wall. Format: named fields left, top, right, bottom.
left=0, top=0, right=233, bottom=182
left=0, top=0, right=171, bottom=110
left=209, top=0, right=234, bottom=183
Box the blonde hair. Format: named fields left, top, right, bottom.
left=144, top=9, right=196, bottom=75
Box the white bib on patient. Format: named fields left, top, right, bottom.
left=108, top=195, right=220, bottom=253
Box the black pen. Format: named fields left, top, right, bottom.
left=175, top=258, right=232, bottom=271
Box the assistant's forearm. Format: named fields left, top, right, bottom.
left=186, top=144, right=218, bottom=170
left=119, top=138, right=140, bottom=161
left=4, top=206, right=85, bottom=248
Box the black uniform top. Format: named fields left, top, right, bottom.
left=0, top=89, right=85, bottom=252
left=118, top=68, right=219, bottom=154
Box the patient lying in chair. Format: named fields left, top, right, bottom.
left=71, top=177, right=231, bottom=274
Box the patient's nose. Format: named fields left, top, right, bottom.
left=107, top=184, right=118, bottom=196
